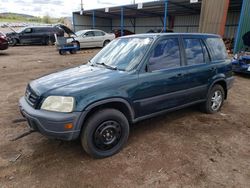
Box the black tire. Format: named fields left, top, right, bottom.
left=59, top=50, right=66, bottom=55
left=201, top=84, right=225, bottom=114
left=70, top=49, right=77, bottom=54
left=81, top=108, right=129, bottom=158
left=9, top=38, right=17, bottom=46
left=103, top=40, right=110, bottom=47
left=43, top=37, right=52, bottom=45
left=75, top=41, right=80, bottom=49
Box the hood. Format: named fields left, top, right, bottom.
left=55, top=24, right=75, bottom=36
left=6, top=31, right=16, bottom=36
left=30, top=64, right=126, bottom=96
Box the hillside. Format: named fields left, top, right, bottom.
left=0, top=12, right=62, bottom=24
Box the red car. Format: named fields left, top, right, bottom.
left=0, top=32, right=9, bottom=50
left=112, top=29, right=134, bottom=38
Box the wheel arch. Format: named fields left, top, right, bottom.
left=83, top=98, right=135, bottom=126
left=209, top=79, right=227, bottom=99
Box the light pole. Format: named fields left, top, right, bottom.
left=80, top=0, right=84, bottom=15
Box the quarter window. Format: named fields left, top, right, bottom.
left=183, top=38, right=205, bottom=65
left=205, top=38, right=228, bottom=61
left=148, top=38, right=181, bottom=71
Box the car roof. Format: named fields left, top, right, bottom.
left=120, top=33, right=221, bottom=39
left=76, top=29, right=105, bottom=33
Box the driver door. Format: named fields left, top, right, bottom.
left=79, top=31, right=95, bottom=48
left=19, top=28, right=33, bottom=44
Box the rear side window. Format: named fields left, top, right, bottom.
left=148, top=38, right=181, bottom=71
left=205, top=37, right=228, bottom=61
left=183, top=38, right=205, bottom=65
left=94, top=31, right=105, bottom=36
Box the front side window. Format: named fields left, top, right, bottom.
left=184, top=38, right=205, bottom=65
left=91, top=37, right=152, bottom=71
left=24, top=28, right=32, bottom=33
left=84, top=31, right=94, bottom=37
left=148, top=38, right=181, bottom=71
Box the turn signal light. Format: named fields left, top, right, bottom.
left=64, top=123, right=73, bottom=129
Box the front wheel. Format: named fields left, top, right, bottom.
left=201, top=84, right=225, bottom=114
left=81, top=109, right=129, bottom=158
left=9, top=38, right=18, bottom=46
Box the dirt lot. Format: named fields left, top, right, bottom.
left=0, top=46, right=250, bottom=188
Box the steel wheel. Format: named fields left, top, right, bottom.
left=94, top=120, right=122, bottom=151
left=81, top=108, right=129, bottom=158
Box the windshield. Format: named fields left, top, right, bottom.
left=76, top=30, right=86, bottom=36
left=91, top=37, right=152, bottom=71
left=16, top=27, right=26, bottom=33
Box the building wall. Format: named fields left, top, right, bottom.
left=173, top=15, right=199, bottom=33
left=73, top=13, right=111, bottom=32
left=199, top=0, right=230, bottom=35
left=225, top=12, right=240, bottom=39
left=73, top=11, right=240, bottom=38
left=112, top=17, right=164, bottom=33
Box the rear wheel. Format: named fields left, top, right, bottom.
left=70, top=49, right=77, bottom=54
left=201, top=84, right=225, bottom=114
left=81, top=109, right=129, bottom=158
left=103, top=40, right=110, bottom=47
left=59, top=50, right=66, bottom=55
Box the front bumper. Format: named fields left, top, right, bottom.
left=19, top=96, right=84, bottom=140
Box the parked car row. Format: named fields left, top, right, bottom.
left=5, top=24, right=75, bottom=46
left=3, top=25, right=177, bottom=49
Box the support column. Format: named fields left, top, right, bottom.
left=198, top=0, right=229, bottom=36
left=121, top=7, right=124, bottom=36
left=163, top=0, right=168, bottom=32
left=92, top=10, right=95, bottom=29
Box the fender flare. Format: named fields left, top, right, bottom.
left=84, top=98, right=135, bottom=120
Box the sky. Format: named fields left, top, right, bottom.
left=0, top=0, right=155, bottom=18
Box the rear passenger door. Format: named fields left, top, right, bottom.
left=180, top=37, right=215, bottom=102
left=93, top=31, right=105, bottom=47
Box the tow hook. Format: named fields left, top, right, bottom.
left=10, top=118, right=36, bottom=141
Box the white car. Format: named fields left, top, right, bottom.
left=68, top=29, right=115, bottom=49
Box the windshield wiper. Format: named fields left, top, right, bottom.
left=96, top=62, right=117, bottom=70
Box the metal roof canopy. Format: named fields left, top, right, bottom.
left=73, top=0, right=243, bottom=19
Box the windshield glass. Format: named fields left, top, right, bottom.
left=76, top=30, right=86, bottom=36
left=91, top=37, right=152, bottom=71
left=16, top=27, right=26, bottom=33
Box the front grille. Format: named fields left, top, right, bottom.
left=25, top=85, right=40, bottom=108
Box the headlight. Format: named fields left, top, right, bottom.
left=41, top=96, right=75, bottom=112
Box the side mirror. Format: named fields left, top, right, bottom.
left=146, top=58, right=157, bottom=72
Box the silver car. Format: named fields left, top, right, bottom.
left=68, top=29, right=115, bottom=49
